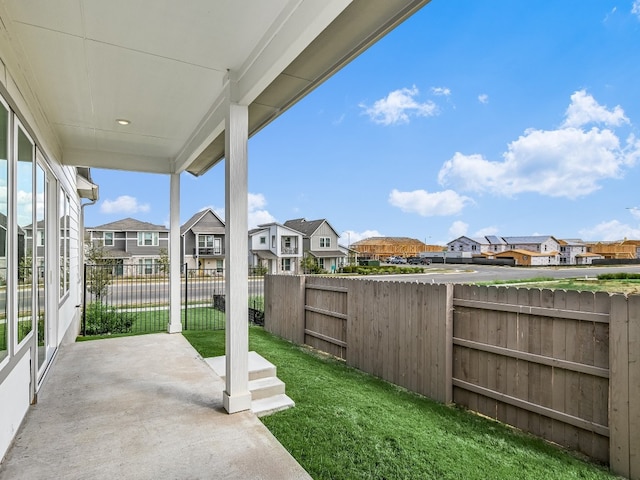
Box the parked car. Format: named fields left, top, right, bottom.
left=407, top=257, right=431, bottom=265
left=388, top=256, right=407, bottom=264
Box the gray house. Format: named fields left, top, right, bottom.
left=86, top=218, right=169, bottom=275
left=180, top=209, right=225, bottom=273
left=283, top=218, right=345, bottom=272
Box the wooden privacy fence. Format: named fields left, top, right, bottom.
left=264, top=274, right=640, bottom=479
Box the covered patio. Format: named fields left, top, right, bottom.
left=0, top=0, right=430, bottom=414
left=0, top=333, right=311, bottom=479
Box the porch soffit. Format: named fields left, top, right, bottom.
left=0, top=0, right=430, bottom=177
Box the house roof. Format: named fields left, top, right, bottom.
left=283, top=218, right=338, bottom=238
left=496, top=249, right=559, bottom=257
left=256, top=222, right=305, bottom=236
left=0, top=1, right=430, bottom=177
left=502, top=236, right=558, bottom=244
left=352, top=236, right=426, bottom=246
left=88, top=218, right=168, bottom=232
left=180, top=208, right=225, bottom=236
left=308, top=250, right=345, bottom=258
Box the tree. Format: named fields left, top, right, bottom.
left=85, top=241, right=112, bottom=299
left=300, top=254, right=322, bottom=274
left=158, top=248, right=169, bottom=275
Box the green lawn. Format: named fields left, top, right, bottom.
left=77, top=306, right=225, bottom=341
left=184, top=326, right=618, bottom=480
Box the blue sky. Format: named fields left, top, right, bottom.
left=85, top=0, right=640, bottom=246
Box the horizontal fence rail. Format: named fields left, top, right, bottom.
left=82, top=263, right=264, bottom=336
left=264, top=275, right=640, bottom=479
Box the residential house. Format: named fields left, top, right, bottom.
left=447, top=236, right=486, bottom=255
left=447, top=235, right=509, bottom=255
left=283, top=218, right=346, bottom=273
left=557, top=239, right=604, bottom=265
left=0, top=0, right=430, bottom=461
left=86, top=218, right=169, bottom=276
left=180, top=209, right=225, bottom=273
left=248, top=222, right=303, bottom=274
left=495, top=249, right=559, bottom=266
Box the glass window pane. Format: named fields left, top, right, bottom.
left=0, top=102, right=8, bottom=361
left=17, top=126, right=33, bottom=343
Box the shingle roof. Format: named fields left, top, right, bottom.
left=283, top=218, right=327, bottom=237
left=502, top=236, right=555, bottom=244
left=180, top=208, right=225, bottom=235
left=88, top=218, right=167, bottom=231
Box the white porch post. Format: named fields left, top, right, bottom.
left=167, top=172, right=182, bottom=333
left=223, top=88, right=251, bottom=413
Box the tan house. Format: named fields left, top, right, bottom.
left=494, top=249, right=560, bottom=266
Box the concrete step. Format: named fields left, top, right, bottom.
left=204, top=351, right=295, bottom=417
left=249, top=376, right=285, bottom=401
left=252, top=394, right=296, bottom=418
left=205, top=351, right=276, bottom=381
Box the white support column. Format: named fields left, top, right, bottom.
left=222, top=90, right=251, bottom=413
left=167, top=172, right=182, bottom=334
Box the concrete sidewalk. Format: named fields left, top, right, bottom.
left=0, top=334, right=311, bottom=480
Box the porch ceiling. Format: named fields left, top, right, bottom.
left=0, top=0, right=430, bottom=177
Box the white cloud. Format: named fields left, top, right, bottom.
left=627, top=207, right=640, bottom=219
left=248, top=192, right=275, bottom=229
left=197, top=194, right=274, bottom=229
left=341, top=229, right=383, bottom=245
left=438, top=91, right=640, bottom=199
left=562, top=89, right=629, bottom=128
left=478, top=94, right=489, bottom=104
left=448, top=221, right=468, bottom=238
left=633, top=1, right=640, bottom=18
left=100, top=195, right=150, bottom=214
left=473, top=226, right=498, bottom=237
left=388, top=189, right=472, bottom=216
left=361, top=86, right=438, bottom=125
left=431, top=87, right=451, bottom=96
left=579, top=220, right=640, bottom=241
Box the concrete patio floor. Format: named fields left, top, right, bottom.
left=0, top=333, right=311, bottom=480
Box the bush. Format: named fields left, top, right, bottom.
left=84, top=302, right=134, bottom=335
left=598, top=272, right=640, bottom=280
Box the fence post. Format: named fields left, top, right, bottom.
left=82, top=263, right=87, bottom=336
left=184, top=264, right=189, bottom=331
left=609, top=294, right=631, bottom=478
left=444, top=283, right=454, bottom=404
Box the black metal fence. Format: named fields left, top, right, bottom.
left=81, top=264, right=265, bottom=337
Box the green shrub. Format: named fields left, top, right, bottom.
left=598, top=272, right=640, bottom=280
left=84, top=302, right=134, bottom=335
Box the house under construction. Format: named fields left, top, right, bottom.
left=351, top=237, right=443, bottom=260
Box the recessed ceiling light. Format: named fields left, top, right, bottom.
left=116, top=119, right=131, bottom=125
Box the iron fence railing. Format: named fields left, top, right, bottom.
left=81, top=263, right=264, bottom=337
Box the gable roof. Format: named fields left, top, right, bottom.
left=88, top=218, right=167, bottom=232
left=502, top=236, right=558, bottom=244
left=283, top=218, right=338, bottom=238
left=180, top=208, right=225, bottom=236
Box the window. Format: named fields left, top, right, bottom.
left=138, top=231, right=158, bottom=246
left=319, top=237, right=331, bottom=248
left=59, top=192, right=71, bottom=296
left=198, top=235, right=214, bottom=248
left=259, top=236, right=266, bottom=245
left=0, top=100, right=7, bottom=361
left=281, top=258, right=291, bottom=271
left=138, top=258, right=155, bottom=275
left=318, top=258, right=325, bottom=269
left=283, top=237, right=291, bottom=248
left=104, top=232, right=114, bottom=246
left=271, top=235, right=276, bottom=248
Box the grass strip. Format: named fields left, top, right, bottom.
left=184, top=326, right=617, bottom=480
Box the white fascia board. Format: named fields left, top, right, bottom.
left=63, top=148, right=173, bottom=174
left=235, top=0, right=350, bottom=106
left=172, top=89, right=227, bottom=174
left=172, top=0, right=349, bottom=175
